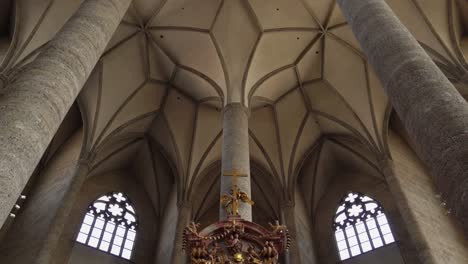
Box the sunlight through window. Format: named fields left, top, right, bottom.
left=76, top=192, right=138, bottom=260
left=333, top=192, right=395, bottom=261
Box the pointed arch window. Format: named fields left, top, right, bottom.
left=76, top=192, right=138, bottom=260
left=333, top=192, right=395, bottom=261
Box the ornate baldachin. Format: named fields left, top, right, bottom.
left=183, top=219, right=290, bottom=264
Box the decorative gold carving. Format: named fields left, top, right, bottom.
left=183, top=219, right=290, bottom=264
left=221, top=170, right=254, bottom=217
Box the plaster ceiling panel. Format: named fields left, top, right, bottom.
left=324, top=36, right=379, bottom=145
left=189, top=105, right=222, bottom=179
left=304, top=81, right=368, bottom=139
left=297, top=37, right=323, bottom=82
left=99, top=82, right=165, bottom=143
left=252, top=66, right=298, bottom=102
left=250, top=97, right=272, bottom=110
left=123, top=5, right=141, bottom=25
left=312, top=114, right=355, bottom=137
left=249, top=107, right=282, bottom=179
left=164, top=89, right=197, bottom=172
left=458, top=0, right=468, bottom=31
left=90, top=140, right=142, bottom=177
left=249, top=136, right=275, bottom=178
left=94, top=34, right=146, bottom=145
left=173, top=68, right=220, bottom=100
left=151, top=30, right=226, bottom=96
left=291, top=114, right=321, bottom=178
left=148, top=40, right=175, bottom=81
left=0, top=0, right=13, bottom=35
left=276, top=89, right=307, bottom=178
left=413, top=0, right=456, bottom=58
left=452, top=2, right=463, bottom=45
left=93, top=136, right=139, bottom=166
left=212, top=0, right=259, bottom=102
left=326, top=3, right=347, bottom=28
left=248, top=0, right=318, bottom=30
left=105, top=23, right=139, bottom=53
left=193, top=138, right=222, bottom=187
left=149, top=115, right=180, bottom=176
left=151, top=0, right=221, bottom=29
left=328, top=26, right=362, bottom=53
left=13, top=0, right=49, bottom=62
left=18, top=0, right=84, bottom=63
left=386, top=0, right=451, bottom=59
left=203, top=98, right=223, bottom=109
left=301, top=0, right=334, bottom=27
left=133, top=0, right=162, bottom=23
left=330, top=141, right=382, bottom=179
left=99, top=114, right=155, bottom=147
left=245, top=31, right=317, bottom=101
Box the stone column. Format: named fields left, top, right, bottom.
left=220, top=103, right=252, bottom=221
left=171, top=202, right=192, bottom=264
left=280, top=203, right=299, bottom=264
left=0, top=0, right=131, bottom=227
left=35, top=159, right=90, bottom=264
left=337, top=0, right=468, bottom=234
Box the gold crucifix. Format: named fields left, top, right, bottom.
left=220, top=169, right=254, bottom=217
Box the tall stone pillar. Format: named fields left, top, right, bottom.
left=280, top=203, right=299, bottom=264
left=35, top=159, right=90, bottom=264
left=337, top=0, right=468, bottom=234
left=171, top=202, right=192, bottom=263
left=0, top=0, right=131, bottom=227
left=220, top=103, right=252, bottom=221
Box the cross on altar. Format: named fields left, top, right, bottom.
left=221, top=169, right=253, bottom=217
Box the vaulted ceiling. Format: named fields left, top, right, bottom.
left=1, top=0, right=468, bottom=208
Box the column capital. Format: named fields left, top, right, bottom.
left=223, top=102, right=250, bottom=117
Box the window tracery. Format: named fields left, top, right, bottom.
left=333, top=192, right=395, bottom=261
left=76, top=192, right=138, bottom=260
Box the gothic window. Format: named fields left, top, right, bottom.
left=333, top=192, right=395, bottom=261
left=76, top=192, right=138, bottom=260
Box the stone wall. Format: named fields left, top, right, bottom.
left=68, top=244, right=129, bottom=264
left=343, top=243, right=404, bottom=264
left=293, top=188, right=318, bottom=264
left=154, top=186, right=178, bottom=264
left=388, top=131, right=468, bottom=263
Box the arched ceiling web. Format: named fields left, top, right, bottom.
left=4, top=0, right=468, bottom=205
left=297, top=137, right=383, bottom=217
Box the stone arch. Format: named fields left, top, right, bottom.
left=292, top=133, right=415, bottom=264
left=68, top=170, right=159, bottom=264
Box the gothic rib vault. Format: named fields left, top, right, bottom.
left=1, top=1, right=468, bottom=261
